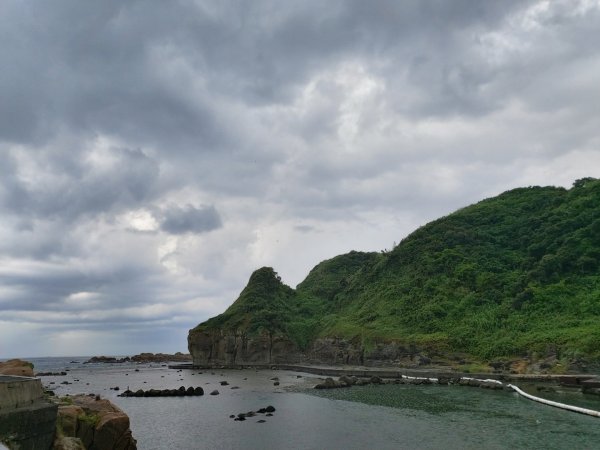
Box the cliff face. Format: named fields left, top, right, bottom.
left=188, top=333, right=428, bottom=367
left=188, top=329, right=303, bottom=366
left=189, top=179, right=600, bottom=368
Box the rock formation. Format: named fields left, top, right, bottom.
left=55, top=395, right=137, bottom=450
left=0, top=359, right=34, bottom=377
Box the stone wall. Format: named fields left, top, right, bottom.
left=0, top=376, right=46, bottom=411
left=0, top=376, right=57, bottom=450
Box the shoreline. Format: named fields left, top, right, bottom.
left=171, top=362, right=600, bottom=386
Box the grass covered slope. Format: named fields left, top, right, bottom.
left=193, top=178, right=600, bottom=364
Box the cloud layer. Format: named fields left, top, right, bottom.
left=1, top=0, right=600, bottom=357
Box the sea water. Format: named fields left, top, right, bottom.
left=16, top=357, right=600, bottom=449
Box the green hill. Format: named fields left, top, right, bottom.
left=190, top=177, right=600, bottom=369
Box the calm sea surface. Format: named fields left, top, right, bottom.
left=16, top=357, right=600, bottom=449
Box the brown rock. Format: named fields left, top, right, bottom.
left=55, top=395, right=137, bottom=450
left=0, top=358, right=34, bottom=377
left=57, top=405, right=85, bottom=436
left=53, top=436, right=86, bottom=450
left=94, top=412, right=134, bottom=450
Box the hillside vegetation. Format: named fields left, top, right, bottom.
left=193, top=178, right=600, bottom=364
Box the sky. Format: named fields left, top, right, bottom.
left=1, top=0, right=600, bottom=357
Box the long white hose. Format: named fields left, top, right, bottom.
left=507, top=383, right=600, bottom=418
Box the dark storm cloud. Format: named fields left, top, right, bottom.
left=158, top=204, right=222, bottom=235
left=0, top=0, right=536, bottom=151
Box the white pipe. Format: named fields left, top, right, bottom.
left=461, top=377, right=503, bottom=385
left=508, top=383, right=600, bottom=418
left=401, top=374, right=438, bottom=382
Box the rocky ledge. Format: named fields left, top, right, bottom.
left=55, top=394, right=137, bottom=450
left=0, top=359, right=34, bottom=377
left=314, top=375, right=506, bottom=390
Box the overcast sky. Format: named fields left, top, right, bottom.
left=1, top=0, right=599, bottom=357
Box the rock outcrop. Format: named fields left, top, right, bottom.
left=188, top=331, right=430, bottom=367
left=188, top=329, right=303, bottom=366
left=0, top=359, right=34, bottom=377
left=55, top=395, right=136, bottom=450
left=85, top=352, right=192, bottom=364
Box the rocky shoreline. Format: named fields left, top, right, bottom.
left=184, top=362, right=600, bottom=397
left=85, top=352, right=192, bottom=364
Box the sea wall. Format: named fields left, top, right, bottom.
left=0, top=376, right=47, bottom=411
left=0, top=376, right=57, bottom=450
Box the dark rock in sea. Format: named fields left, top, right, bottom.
left=273, top=381, right=280, bottom=386
left=265, top=405, right=276, bottom=413
left=220, top=381, right=229, bottom=386
left=266, top=413, right=273, bottom=417
left=230, top=415, right=235, bottom=418
left=314, top=377, right=338, bottom=389
left=210, top=390, right=220, bottom=395
left=338, top=375, right=356, bottom=386
left=257, top=420, right=266, bottom=423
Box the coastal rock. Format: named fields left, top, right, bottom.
left=56, top=395, right=137, bottom=450
left=338, top=375, right=356, bottom=386
left=53, top=436, right=86, bottom=450
left=314, top=377, right=339, bottom=389
left=188, top=329, right=303, bottom=366
left=0, top=359, right=34, bottom=377
left=85, top=353, right=192, bottom=364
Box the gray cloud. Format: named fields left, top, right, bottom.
left=158, top=204, right=222, bottom=235
left=1, top=0, right=600, bottom=357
